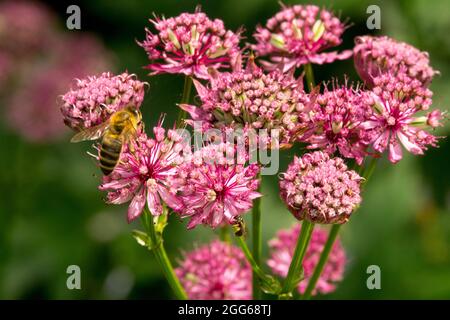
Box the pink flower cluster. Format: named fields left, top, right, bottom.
left=99, top=125, right=187, bottom=222
left=279, top=151, right=362, bottom=224
left=354, top=36, right=438, bottom=87
left=268, top=224, right=346, bottom=295
left=302, top=82, right=373, bottom=164
left=61, top=72, right=146, bottom=131
left=1, top=0, right=113, bottom=142
left=0, top=0, right=55, bottom=57
left=362, top=72, right=440, bottom=163
left=176, top=240, right=252, bottom=300
left=176, top=142, right=261, bottom=229
left=181, top=63, right=312, bottom=149
left=252, top=4, right=352, bottom=72
left=139, top=8, right=240, bottom=79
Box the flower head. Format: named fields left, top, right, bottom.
left=6, top=34, right=112, bottom=142
left=176, top=142, right=261, bottom=229
left=362, top=72, right=441, bottom=163
left=279, top=151, right=362, bottom=224
left=354, top=36, right=438, bottom=87
left=0, top=0, right=56, bottom=57
left=139, top=8, right=240, bottom=79
left=176, top=240, right=252, bottom=300
left=61, top=72, right=146, bottom=131
left=180, top=62, right=312, bottom=149
left=99, top=123, right=187, bottom=222
left=252, top=4, right=351, bottom=72
left=301, top=82, right=373, bottom=164
left=268, top=224, right=346, bottom=295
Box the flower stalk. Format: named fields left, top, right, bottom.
left=301, top=224, right=341, bottom=299
left=304, top=63, right=315, bottom=92
left=142, top=207, right=187, bottom=300
left=252, top=182, right=262, bottom=299
left=279, top=220, right=315, bottom=298
left=176, top=75, right=193, bottom=126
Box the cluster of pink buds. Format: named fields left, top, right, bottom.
left=61, top=72, right=146, bottom=131
left=139, top=8, right=240, bottom=79
left=301, top=82, right=374, bottom=164
left=180, top=62, right=312, bottom=149
left=176, top=240, right=252, bottom=300
left=279, top=151, right=362, bottom=224
left=354, top=36, right=438, bottom=87
left=252, top=4, right=352, bottom=72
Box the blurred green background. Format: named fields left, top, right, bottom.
left=0, top=0, right=449, bottom=299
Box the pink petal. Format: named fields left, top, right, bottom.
left=388, top=139, right=403, bottom=163
left=127, top=188, right=146, bottom=223
left=373, top=130, right=389, bottom=152
left=147, top=190, right=162, bottom=216
left=397, top=131, right=423, bottom=155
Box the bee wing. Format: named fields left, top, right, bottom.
left=70, top=122, right=109, bottom=143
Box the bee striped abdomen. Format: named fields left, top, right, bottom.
left=99, top=135, right=122, bottom=175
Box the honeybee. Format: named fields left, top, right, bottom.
left=71, top=105, right=142, bottom=175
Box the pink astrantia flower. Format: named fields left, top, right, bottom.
left=252, top=4, right=352, bottom=72
left=301, top=82, right=374, bottom=165
left=180, top=61, right=312, bottom=149
left=61, top=72, right=146, bottom=131
left=176, top=240, right=252, bottom=300
left=99, top=123, right=187, bottom=222
left=268, top=224, right=346, bottom=295
left=279, top=151, right=362, bottom=224
left=0, top=0, right=56, bottom=57
left=139, top=8, right=241, bottom=79
left=7, top=34, right=112, bottom=142
left=362, top=72, right=441, bottom=163
left=176, top=142, right=261, bottom=229
left=354, top=36, right=438, bottom=87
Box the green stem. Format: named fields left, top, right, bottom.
left=176, top=76, right=193, bottom=127
left=300, top=158, right=379, bottom=299
left=279, top=220, right=315, bottom=297
left=220, top=226, right=231, bottom=244
left=235, top=235, right=267, bottom=280
left=252, top=175, right=262, bottom=299
left=302, top=224, right=341, bottom=299
left=304, top=63, right=315, bottom=92
left=142, top=208, right=187, bottom=300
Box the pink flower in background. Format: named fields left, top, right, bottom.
left=176, top=240, right=252, bottom=300
left=252, top=4, right=351, bottom=72
left=6, top=34, right=113, bottom=142
left=139, top=8, right=241, bottom=79
left=0, top=0, right=56, bottom=57
left=99, top=123, right=188, bottom=222
left=279, top=151, right=362, bottom=224
left=176, top=142, right=261, bottom=229
left=362, top=73, right=441, bottom=163
left=0, top=52, right=11, bottom=89
left=61, top=72, right=146, bottom=131
left=301, top=82, right=373, bottom=164
left=354, top=36, right=438, bottom=87
left=180, top=61, right=313, bottom=149
left=268, top=224, right=346, bottom=295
